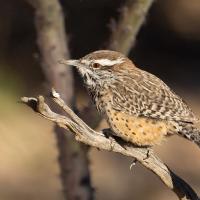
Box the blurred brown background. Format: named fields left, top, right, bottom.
left=0, top=0, right=200, bottom=200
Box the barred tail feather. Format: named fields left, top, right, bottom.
left=179, top=123, right=200, bottom=147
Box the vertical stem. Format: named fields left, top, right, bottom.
left=108, top=0, right=155, bottom=55
left=26, top=0, right=93, bottom=199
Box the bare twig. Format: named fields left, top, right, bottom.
left=25, top=0, right=93, bottom=199
left=108, top=0, right=155, bottom=55
left=21, top=90, right=199, bottom=200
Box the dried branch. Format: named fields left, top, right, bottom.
left=108, top=0, right=155, bottom=55
left=25, top=0, right=93, bottom=199
left=21, top=89, right=199, bottom=200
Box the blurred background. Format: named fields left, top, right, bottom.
left=0, top=0, right=200, bottom=200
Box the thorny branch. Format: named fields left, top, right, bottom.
left=26, top=0, right=93, bottom=199
left=21, top=89, right=199, bottom=200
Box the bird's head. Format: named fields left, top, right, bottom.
left=60, top=50, right=134, bottom=89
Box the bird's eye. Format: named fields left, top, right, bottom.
left=92, top=62, right=101, bottom=68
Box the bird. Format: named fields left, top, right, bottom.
left=60, top=50, right=200, bottom=147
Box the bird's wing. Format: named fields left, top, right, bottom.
left=111, top=68, right=198, bottom=123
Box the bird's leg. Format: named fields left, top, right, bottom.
left=102, top=128, right=117, bottom=151
left=102, top=128, right=128, bottom=151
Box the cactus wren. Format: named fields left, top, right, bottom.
left=61, top=50, right=200, bottom=147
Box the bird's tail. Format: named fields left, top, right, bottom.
left=178, top=122, right=200, bottom=147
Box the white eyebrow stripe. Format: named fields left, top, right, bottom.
left=94, top=58, right=124, bottom=66
left=81, top=58, right=125, bottom=66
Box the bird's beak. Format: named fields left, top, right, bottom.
left=59, top=59, right=80, bottom=67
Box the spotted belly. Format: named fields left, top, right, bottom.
left=106, top=109, right=172, bottom=146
